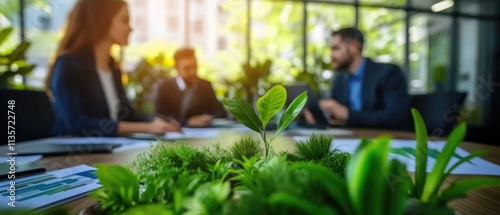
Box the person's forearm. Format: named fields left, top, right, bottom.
left=117, top=121, right=150, bottom=136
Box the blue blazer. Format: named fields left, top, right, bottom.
left=330, top=58, right=411, bottom=130
left=50, top=50, right=149, bottom=137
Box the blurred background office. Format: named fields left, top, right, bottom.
left=0, top=0, right=499, bottom=144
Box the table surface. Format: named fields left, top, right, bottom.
left=20, top=128, right=500, bottom=214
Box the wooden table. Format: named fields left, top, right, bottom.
left=29, top=128, right=500, bottom=214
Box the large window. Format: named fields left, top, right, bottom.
left=25, top=0, right=77, bottom=89
left=306, top=3, right=355, bottom=94
left=457, top=18, right=496, bottom=126
left=359, top=7, right=405, bottom=67
left=408, top=14, right=451, bottom=94
left=251, top=0, right=304, bottom=84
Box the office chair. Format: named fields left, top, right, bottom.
left=0, top=89, right=55, bottom=143
left=410, top=91, right=467, bottom=137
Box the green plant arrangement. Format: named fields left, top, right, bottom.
left=405, top=108, right=500, bottom=213
left=0, top=27, right=36, bottom=89
left=7, top=86, right=500, bottom=215
left=223, top=84, right=308, bottom=159
left=268, top=137, right=410, bottom=215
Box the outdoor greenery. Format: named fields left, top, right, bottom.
left=0, top=27, right=35, bottom=89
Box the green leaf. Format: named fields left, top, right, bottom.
left=8, top=41, right=30, bottom=63
left=0, top=27, right=13, bottom=48
left=346, top=137, right=390, bottom=215
left=412, top=108, right=428, bottom=199
left=223, top=97, right=262, bottom=133
left=256, top=85, right=287, bottom=128
left=269, top=192, right=339, bottom=215
left=389, top=147, right=411, bottom=158
left=384, top=160, right=411, bottom=215
left=274, top=91, right=308, bottom=138
left=444, top=150, right=489, bottom=177
left=94, top=164, right=139, bottom=205
left=121, top=204, right=173, bottom=215
left=421, top=122, right=467, bottom=202
left=291, top=163, right=353, bottom=214
left=354, top=138, right=372, bottom=154
left=437, top=177, right=500, bottom=204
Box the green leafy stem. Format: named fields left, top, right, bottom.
left=223, top=85, right=308, bottom=159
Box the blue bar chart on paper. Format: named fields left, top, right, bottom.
left=0, top=165, right=101, bottom=209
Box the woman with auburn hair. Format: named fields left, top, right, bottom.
left=47, top=0, right=181, bottom=137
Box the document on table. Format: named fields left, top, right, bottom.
left=165, top=128, right=220, bottom=139
left=0, top=164, right=101, bottom=210
left=292, top=137, right=500, bottom=176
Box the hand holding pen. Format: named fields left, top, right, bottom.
left=155, top=114, right=183, bottom=133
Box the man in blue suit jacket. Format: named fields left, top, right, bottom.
left=316, top=27, right=410, bottom=130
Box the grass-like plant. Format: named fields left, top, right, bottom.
left=293, top=133, right=350, bottom=177
left=223, top=85, right=308, bottom=159
left=129, top=141, right=232, bottom=175
left=295, top=133, right=334, bottom=160
left=230, top=136, right=263, bottom=162
left=409, top=108, right=500, bottom=208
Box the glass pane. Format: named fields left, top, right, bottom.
left=412, top=0, right=454, bottom=13
left=306, top=3, right=355, bottom=94
left=408, top=14, right=451, bottom=94
left=459, top=0, right=499, bottom=16
left=210, top=0, right=247, bottom=97
left=25, top=0, right=77, bottom=89
left=251, top=0, right=304, bottom=85
left=457, top=18, right=496, bottom=126
left=360, top=0, right=406, bottom=7
left=358, top=8, right=406, bottom=67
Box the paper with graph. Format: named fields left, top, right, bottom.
left=0, top=164, right=101, bottom=209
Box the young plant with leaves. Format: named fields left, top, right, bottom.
left=409, top=108, right=500, bottom=209
left=223, top=85, right=308, bottom=159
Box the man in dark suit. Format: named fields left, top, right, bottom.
left=154, top=48, right=225, bottom=127
left=307, top=27, right=410, bottom=130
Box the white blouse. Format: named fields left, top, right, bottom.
left=96, top=68, right=120, bottom=121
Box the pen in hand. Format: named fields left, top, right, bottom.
left=155, top=114, right=183, bottom=133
